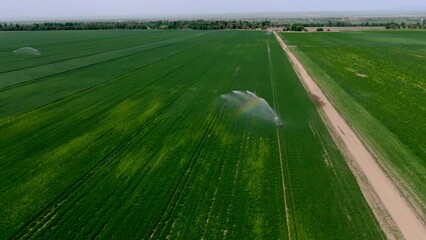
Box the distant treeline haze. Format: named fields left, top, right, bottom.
left=0, top=19, right=425, bottom=31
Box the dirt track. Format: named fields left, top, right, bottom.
left=274, top=32, right=426, bottom=240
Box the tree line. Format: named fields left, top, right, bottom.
left=0, top=19, right=425, bottom=32
left=0, top=20, right=275, bottom=31
left=282, top=20, right=426, bottom=32
left=384, top=21, right=426, bottom=29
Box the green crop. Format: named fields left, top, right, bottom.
left=0, top=30, right=383, bottom=239
left=281, top=30, right=426, bottom=216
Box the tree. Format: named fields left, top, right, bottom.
left=290, top=24, right=305, bottom=32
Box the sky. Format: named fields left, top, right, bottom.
left=2, top=0, right=426, bottom=21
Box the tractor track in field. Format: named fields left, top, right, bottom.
left=5, top=36, right=233, bottom=239
left=220, top=118, right=248, bottom=239
left=198, top=130, right=228, bottom=239
left=0, top=44, right=198, bottom=130
left=0, top=88, right=131, bottom=172
left=56, top=73, right=207, bottom=238
left=89, top=65, right=220, bottom=239
left=0, top=70, right=157, bottom=164
left=82, top=62, right=217, bottom=238
left=91, top=41, right=238, bottom=238
left=149, top=64, right=240, bottom=240
left=149, top=97, right=227, bottom=240
left=0, top=33, right=168, bottom=66
left=0, top=33, right=207, bottom=74
left=201, top=66, right=241, bottom=239
left=10, top=72, right=206, bottom=239
left=267, top=43, right=296, bottom=239
left=0, top=33, right=208, bottom=92
left=90, top=93, right=202, bottom=239
left=7, top=35, right=227, bottom=236
left=274, top=31, right=426, bottom=240
left=199, top=65, right=242, bottom=240
left=0, top=37, right=145, bottom=67
left=0, top=45, right=204, bottom=177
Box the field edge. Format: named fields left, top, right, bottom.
left=280, top=33, right=426, bottom=222
left=274, top=31, right=426, bottom=239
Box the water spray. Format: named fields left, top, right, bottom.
left=13, top=47, right=41, bottom=56
left=221, top=90, right=283, bottom=127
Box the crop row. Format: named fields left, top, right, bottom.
left=0, top=30, right=384, bottom=239
left=281, top=31, right=426, bottom=216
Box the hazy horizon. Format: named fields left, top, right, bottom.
left=2, top=0, right=426, bottom=21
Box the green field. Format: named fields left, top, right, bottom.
left=280, top=31, right=426, bottom=215
left=0, top=30, right=384, bottom=239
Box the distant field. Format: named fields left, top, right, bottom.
left=281, top=31, right=426, bottom=215
left=0, top=30, right=383, bottom=239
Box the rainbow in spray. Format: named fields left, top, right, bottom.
left=221, top=90, right=282, bottom=126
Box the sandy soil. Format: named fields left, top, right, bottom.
left=274, top=32, right=426, bottom=240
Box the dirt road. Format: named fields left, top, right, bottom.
left=274, top=32, right=426, bottom=240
